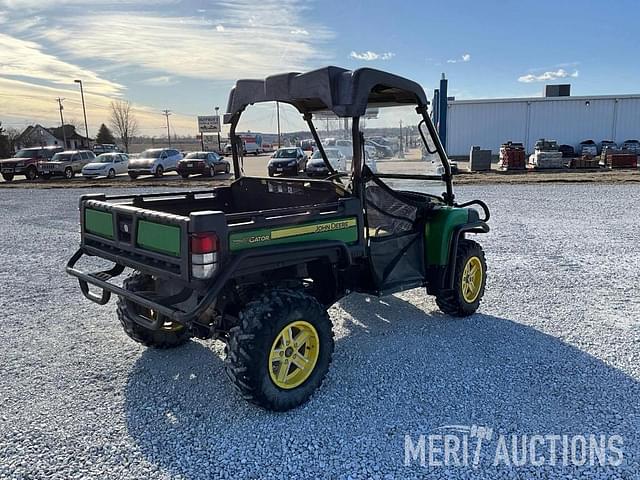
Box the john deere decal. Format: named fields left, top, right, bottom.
left=229, top=217, right=358, bottom=251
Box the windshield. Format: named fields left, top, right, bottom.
left=97, top=154, right=115, bottom=163
left=51, top=153, right=72, bottom=161
left=141, top=150, right=163, bottom=159
left=185, top=152, right=208, bottom=159
left=274, top=149, right=297, bottom=158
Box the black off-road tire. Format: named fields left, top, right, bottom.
left=116, top=272, right=192, bottom=348
left=2, top=173, right=14, bottom=182
left=128, top=172, right=139, bottom=180
left=224, top=289, right=334, bottom=411
left=435, top=239, right=487, bottom=317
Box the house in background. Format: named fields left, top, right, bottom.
left=15, top=124, right=92, bottom=150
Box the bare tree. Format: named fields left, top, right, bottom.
left=109, top=100, right=138, bottom=153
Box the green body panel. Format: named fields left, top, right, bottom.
left=84, top=209, right=114, bottom=239
left=136, top=220, right=181, bottom=257
left=424, top=207, right=469, bottom=265
left=229, top=217, right=358, bottom=251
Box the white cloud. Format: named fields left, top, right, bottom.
left=22, top=1, right=332, bottom=81
left=350, top=50, right=395, bottom=61
left=290, top=28, right=308, bottom=35
left=447, top=53, right=471, bottom=64
left=140, top=75, right=178, bottom=86
left=518, top=68, right=579, bottom=83
left=0, top=33, right=124, bottom=95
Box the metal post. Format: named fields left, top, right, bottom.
left=201, top=132, right=205, bottom=151
left=74, top=79, right=90, bottom=147
left=438, top=73, right=448, bottom=150
left=215, top=106, right=221, bottom=152
left=57, top=97, right=67, bottom=148
left=276, top=101, right=281, bottom=148
left=162, top=109, right=172, bottom=146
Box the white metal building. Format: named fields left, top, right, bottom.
left=445, top=94, right=640, bottom=156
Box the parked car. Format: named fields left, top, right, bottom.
left=177, top=151, right=229, bottom=178
left=365, top=139, right=393, bottom=158
left=0, top=146, right=63, bottom=181
left=305, top=148, right=346, bottom=176
left=128, top=148, right=182, bottom=179
left=82, top=153, right=129, bottom=179
left=92, top=144, right=120, bottom=155
left=300, top=139, right=316, bottom=152
left=268, top=147, right=307, bottom=176
left=38, top=150, right=96, bottom=180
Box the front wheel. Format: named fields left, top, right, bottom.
left=116, top=272, right=192, bottom=348
left=128, top=172, right=139, bottom=180
left=64, top=167, right=74, bottom=179
left=107, top=168, right=116, bottom=179
left=2, top=173, right=14, bottom=182
left=225, top=289, right=334, bottom=411
left=154, top=165, right=164, bottom=177
left=435, top=239, right=487, bottom=317
left=25, top=166, right=37, bottom=181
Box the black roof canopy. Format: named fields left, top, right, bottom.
left=225, top=66, right=429, bottom=120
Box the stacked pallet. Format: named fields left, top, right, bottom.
left=529, top=139, right=563, bottom=169
left=602, top=152, right=638, bottom=169
left=570, top=156, right=600, bottom=169
left=499, top=142, right=526, bottom=170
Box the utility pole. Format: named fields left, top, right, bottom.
left=74, top=79, right=90, bottom=148
left=399, top=120, right=404, bottom=158
left=276, top=101, right=281, bottom=148
left=57, top=98, right=67, bottom=148
left=162, top=109, right=172, bottom=146
left=215, top=106, right=221, bottom=152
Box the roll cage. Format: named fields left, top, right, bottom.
left=224, top=66, right=456, bottom=205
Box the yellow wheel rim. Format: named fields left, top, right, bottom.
left=268, top=320, right=320, bottom=389
left=461, top=256, right=483, bottom=303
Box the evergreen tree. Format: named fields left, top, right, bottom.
left=0, top=122, right=11, bottom=158
left=95, top=123, right=116, bottom=144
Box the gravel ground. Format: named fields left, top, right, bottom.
left=0, top=184, right=639, bottom=479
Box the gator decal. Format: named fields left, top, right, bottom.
left=230, top=217, right=358, bottom=251
left=84, top=209, right=114, bottom=239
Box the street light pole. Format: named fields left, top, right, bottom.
left=215, top=106, right=221, bottom=152
left=74, top=79, right=90, bottom=148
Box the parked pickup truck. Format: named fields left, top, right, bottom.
left=67, top=66, right=490, bottom=412
left=0, top=146, right=63, bottom=181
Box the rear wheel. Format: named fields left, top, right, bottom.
left=435, top=240, right=487, bottom=317
left=128, top=172, right=139, bottom=180
left=2, top=173, right=14, bottom=182
left=64, top=167, right=74, bottom=179
left=25, top=166, right=37, bottom=181
left=225, top=289, right=334, bottom=411
left=116, top=272, right=192, bottom=348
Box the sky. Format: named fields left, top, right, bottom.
left=1, top=0, right=639, bottom=137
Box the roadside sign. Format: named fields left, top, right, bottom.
left=198, top=115, right=220, bottom=133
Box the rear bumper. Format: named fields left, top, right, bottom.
left=177, top=165, right=208, bottom=175
left=269, top=165, right=298, bottom=176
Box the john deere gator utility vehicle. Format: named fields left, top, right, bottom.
left=67, top=67, right=490, bottom=411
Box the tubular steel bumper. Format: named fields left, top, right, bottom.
left=66, top=240, right=353, bottom=328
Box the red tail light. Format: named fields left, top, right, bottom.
left=191, top=233, right=218, bottom=254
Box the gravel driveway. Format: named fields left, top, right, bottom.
left=0, top=184, right=638, bottom=479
